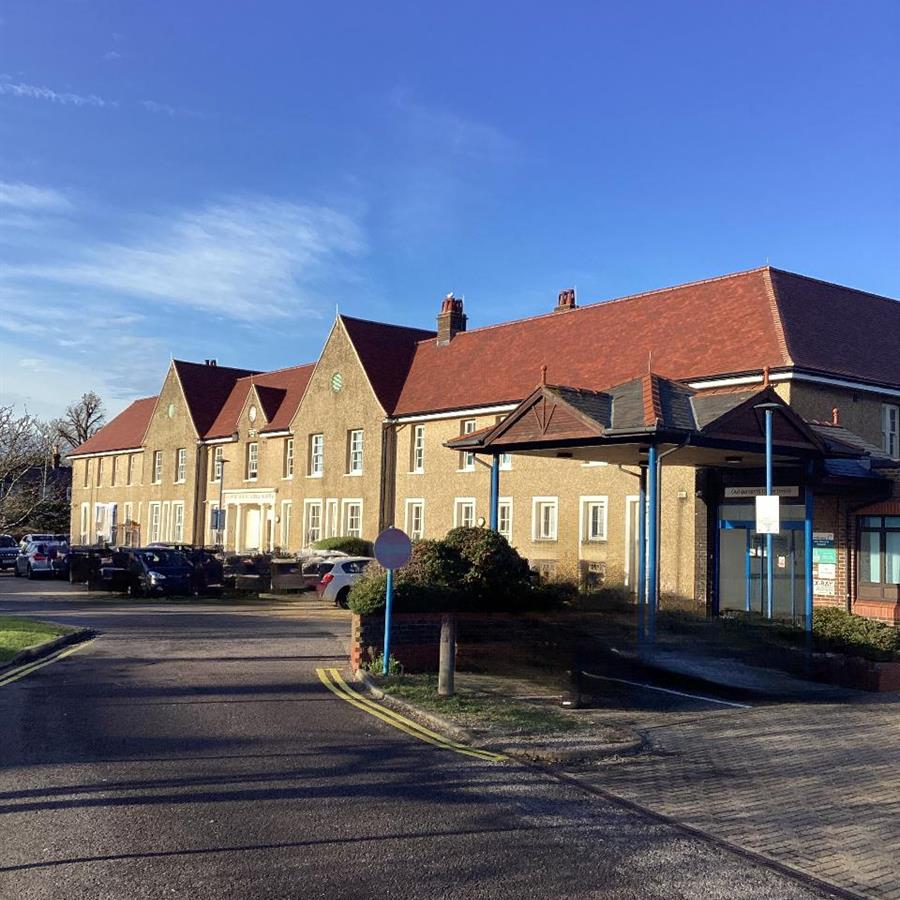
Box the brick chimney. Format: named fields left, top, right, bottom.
left=436, top=293, right=466, bottom=346
left=555, top=288, right=576, bottom=312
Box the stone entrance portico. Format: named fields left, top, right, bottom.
left=221, top=488, right=277, bottom=552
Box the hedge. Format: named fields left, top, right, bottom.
left=310, top=536, right=374, bottom=558
left=812, top=607, right=900, bottom=661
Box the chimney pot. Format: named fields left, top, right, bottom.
left=436, top=293, right=467, bottom=346
left=555, top=288, right=576, bottom=311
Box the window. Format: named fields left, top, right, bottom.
left=405, top=500, right=424, bottom=539
left=498, top=498, right=512, bottom=542
left=162, top=502, right=171, bottom=541
left=96, top=457, right=104, bottom=487
left=209, top=504, right=225, bottom=542
left=149, top=502, right=161, bottom=543
left=347, top=429, right=364, bottom=474
left=532, top=497, right=558, bottom=542
left=454, top=498, right=476, bottom=528
left=281, top=501, right=292, bottom=548
left=123, top=502, right=134, bottom=546
left=326, top=498, right=339, bottom=537
left=110, top=456, right=118, bottom=486
left=83, top=459, right=91, bottom=488
left=459, top=420, right=476, bottom=471
left=411, top=425, right=425, bottom=473
left=580, top=496, right=608, bottom=542
left=343, top=500, right=362, bottom=538
left=94, top=504, right=106, bottom=542
left=127, top=454, right=136, bottom=485
left=883, top=404, right=899, bottom=458
left=212, top=446, right=223, bottom=482
left=152, top=451, right=162, bottom=484
left=495, top=416, right=511, bottom=470
left=304, top=500, right=322, bottom=545
left=284, top=438, right=294, bottom=478
left=80, top=503, right=90, bottom=544
left=246, top=442, right=258, bottom=480
left=859, top=516, right=900, bottom=600
left=172, top=503, right=184, bottom=542
left=175, top=448, right=186, bottom=483
left=309, top=434, right=324, bottom=476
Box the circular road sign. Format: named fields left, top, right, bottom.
left=374, top=527, right=412, bottom=570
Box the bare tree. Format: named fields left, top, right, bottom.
left=54, top=391, right=106, bottom=451
left=0, top=405, right=65, bottom=533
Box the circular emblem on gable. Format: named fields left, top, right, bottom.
left=249, top=404, right=258, bottom=423
left=166, top=403, right=175, bottom=419
left=331, top=372, right=343, bottom=393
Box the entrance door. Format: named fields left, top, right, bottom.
left=244, top=507, right=261, bottom=551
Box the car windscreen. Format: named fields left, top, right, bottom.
left=0, top=536, right=16, bottom=548
left=136, top=549, right=188, bottom=568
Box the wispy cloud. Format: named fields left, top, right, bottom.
left=0, top=80, right=115, bottom=108
left=140, top=99, right=207, bottom=120
left=2, top=194, right=366, bottom=321
left=0, top=180, right=71, bottom=211
left=103, top=50, right=124, bottom=61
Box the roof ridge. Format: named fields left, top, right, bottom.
left=173, top=359, right=259, bottom=375
left=410, top=266, right=771, bottom=345
left=768, top=267, right=900, bottom=305
left=340, top=313, right=436, bottom=336
left=762, top=268, right=794, bottom=367
left=252, top=360, right=317, bottom=377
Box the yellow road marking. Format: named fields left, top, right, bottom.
left=316, top=667, right=505, bottom=763
left=0, top=639, right=95, bottom=687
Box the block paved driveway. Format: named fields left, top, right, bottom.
left=580, top=679, right=900, bottom=899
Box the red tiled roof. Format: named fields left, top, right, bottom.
left=393, top=268, right=791, bottom=415
left=204, top=363, right=315, bottom=438
left=769, top=269, right=900, bottom=388
left=392, top=267, right=899, bottom=416
left=174, top=360, right=258, bottom=437
left=69, top=396, right=157, bottom=456
left=340, top=316, right=436, bottom=413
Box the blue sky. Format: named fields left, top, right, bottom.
left=1, top=1, right=898, bottom=419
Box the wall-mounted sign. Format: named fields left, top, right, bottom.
left=755, top=495, right=781, bottom=534
left=725, top=486, right=800, bottom=498
left=812, top=532, right=837, bottom=597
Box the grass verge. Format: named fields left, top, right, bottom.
left=0, top=617, right=73, bottom=663
left=375, top=673, right=582, bottom=735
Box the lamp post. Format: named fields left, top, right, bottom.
left=216, top=457, right=229, bottom=548
left=754, top=403, right=781, bottom=619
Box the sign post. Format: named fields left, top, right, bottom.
left=755, top=403, right=781, bottom=619
left=373, top=527, right=412, bottom=676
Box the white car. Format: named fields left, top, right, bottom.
left=315, top=556, right=374, bottom=608
left=15, top=540, right=69, bottom=579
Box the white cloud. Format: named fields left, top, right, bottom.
left=140, top=99, right=207, bottom=119
left=2, top=194, right=366, bottom=321
left=0, top=80, right=115, bottom=108
left=0, top=181, right=71, bottom=212
left=104, top=50, right=124, bottom=61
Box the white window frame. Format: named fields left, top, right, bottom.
left=127, top=454, right=136, bottom=485
left=342, top=499, right=363, bottom=538
left=411, top=424, right=425, bottom=473
left=304, top=499, right=323, bottom=545
left=495, top=416, right=512, bottom=470
left=162, top=502, right=171, bottom=541
left=532, top=496, right=559, bottom=542
left=883, top=404, right=899, bottom=459
left=580, top=496, right=609, bottom=543
left=348, top=429, right=364, bottom=475
left=175, top=448, right=186, bottom=484
left=284, top=438, right=294, bottom=478
left=212, top=446, right=223, bottom=482
left=152, top=450, right=162, bottom=484
left=459, top=419, right=477, bottom=471
left=624, top=495, right=639, bottom=590
left=497, top=497, right=513, bottom=542
left=149, top=502, right=162, bottom=543
left=209, top=503, right=225, bottom=543
left=281, top=500, right=292, bottom=548
left=454, top=497, right=476, bottom=529
left=80, top=503, right=90, bottom=544
left=172, top=502, right=185, bottom=542
left=309, top=433, right=324, bottom=477
left=246, top=442, right=259, bottom=481
left=405, top=499, right=425, bottom=540
left=326, top=498, right=339, bottom=537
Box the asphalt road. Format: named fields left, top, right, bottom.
left=0, top=576, right=838, bottom=900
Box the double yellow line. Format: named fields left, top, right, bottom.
left=0, top=639, right=94, bottom=687
left=316, top=667, right=505, bottom=763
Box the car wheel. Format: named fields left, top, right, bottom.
left=27, top=564, right=35, bottom=580
left=336, top=586, right=351, bottom=609
left=127, top=580, right=144, bottom=599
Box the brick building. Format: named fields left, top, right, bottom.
left=68, top=267, right=900, bottom=622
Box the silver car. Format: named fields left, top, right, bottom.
left=14, top=540, right=69, bottom=579
left=314, top=556, right=374, bottom=607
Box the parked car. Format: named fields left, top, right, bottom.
left=14, top=540, right=70, bottom=579
left=315, top=557, right=374, bottom=608
left=19, top=533, right=68, bottom=550
left=147, top=543, right=224, bottom=596
left=121, top=547, right=194, bottom=597
left=0, top=535, right=19, bottom=571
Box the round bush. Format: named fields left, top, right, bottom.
left=443, top=527, right=530, bottom=608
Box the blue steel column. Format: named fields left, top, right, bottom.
left=646, top=445, right=659, bottom=648
left=765, top=408, right=774, bottom=619
left=745, top=528, right=752, bottom=613
left=489, top=455, right=500, bottom=532
left=804, top=482, right=814, bottom=635
left=382, top=568, right=395, bottom=675
left=637, top=467, right=647, bottom=646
